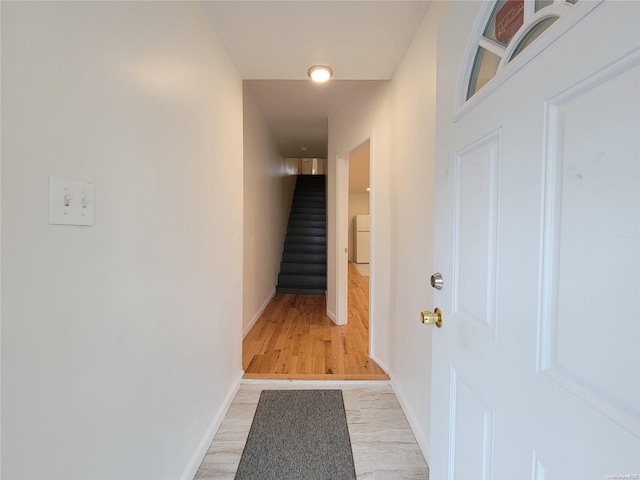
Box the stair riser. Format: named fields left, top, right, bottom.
left=287, top=227, right=326, bottom=236
left=284, top=244, right=326, bottom=254
left=294, top=188, right=325, bottom=192
left=291, top=208, right=326, bottom=215
left=293, top=192, right=326, bottom=197
left=280, top=263, right=327, bottom=275
left=282, top=253, right=326, bottom=264
left=276, top=287, right=326, bottom=295
left=292, top=199, right=326, bottom=207
left=293, top=202, right=325, bottom=209
left=288, top=220, right=326, bottom=229
left=278, top=274, right=327, bottom=288
left=294, top=192, right=324, bottom=197
left=286, top=235, right=326, bottom=245
left=292, top=203, right=326, bottom=210
left=289, top=214, right=325, bottom=222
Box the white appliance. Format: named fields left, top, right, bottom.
left=353, top=215, right=370, bottom=264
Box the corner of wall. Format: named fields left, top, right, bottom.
left=180, top=371, right=244, bottom=480
left=391, top=378, right=431, bottom=466
left=242, top=89, right=293, bottom=335
left=243, top=289, right=275, bottom=338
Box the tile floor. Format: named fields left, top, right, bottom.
left=194, top=382, right=429, bottom=479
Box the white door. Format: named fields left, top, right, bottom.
left=430, top=2, right=640, bottom=479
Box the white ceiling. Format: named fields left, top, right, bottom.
left=244, top=79, right=385, bottom=157
left=201, top=1, right=431, bottom=158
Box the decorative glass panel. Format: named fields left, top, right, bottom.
left=535, top=0, right=554, bottom=11
left=484, top=0, right=525, bottom=47
left=467, top=47, right=502, bottom=100
left=464, top=0, right=575, bottom=104
left=510, top=16, right=558, bottom=60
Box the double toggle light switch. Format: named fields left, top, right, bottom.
left=49, top=176, right=95, bottom=226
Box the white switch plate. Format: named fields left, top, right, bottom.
left=49, top=176, right=95, bottom=226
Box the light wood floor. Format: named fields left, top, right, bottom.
left=195, top=384, right=429, bottom=479
left=242, top=263, right=388, bottom=380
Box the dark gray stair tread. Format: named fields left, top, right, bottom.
left=287, top=227, right=326, bottom=236
left=280, top=263, right=327, bottom=275
left=275, top=287, right=325, bottom=295
left=291, top=203, right=325, bottom=208
left=284, top=244, right=326, bottom=253
left=289, top=206, right=327, bottom=218
left=291, top=208, right=326, bottom=215
left=294, top=190, right=326, bottom=194
left=293, top=202, right=324, bottom=207
left=292, top=207, right=326, bottom=214
left=276, top=175, right=327, bottom=295
left=288, top=220, right=326, bottom=228
left=294, top=192, right=326, bottom=197
left=289, top=213, right=326, bottom=221
left=285, top=235, right=326, bottom=245
left=293, top=202, right=327, bottom=210
left=277, top=273, right=327, bottom=288
left=282, top=252, right=326, bottom=263
left=294, top=191, right=324, bottom=195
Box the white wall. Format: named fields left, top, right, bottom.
left=327, top=2, right=448, bottom=464
left=327, top=80, right=392, bottom=361
left=243, top=87, right=296, bottom=336
left=1, top=3, right=243, bottom=478
left=387, top=1, right=449, bottom=464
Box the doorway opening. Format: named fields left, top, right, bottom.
left=242, top=142, right=386, bottom=380
left=347, top=143, right=371, bottom=350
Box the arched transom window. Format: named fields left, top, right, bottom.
left=466, top=0, right=578, bottom=101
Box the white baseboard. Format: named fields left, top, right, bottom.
left=180, top=371, right=243, bottom=480
left=391, top=378, right=431, bottom=467
left=326, top=308, right=336, bottom=323
left=370, top=352, right=389, bottom=375
left=243, top=289, right=275, bottom=338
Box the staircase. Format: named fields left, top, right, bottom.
left=276, top=175, right=327, bottom=295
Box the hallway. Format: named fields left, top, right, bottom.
left=243, top=263, right=387, bottom=380
left=194, top=383, right=430, bottom=479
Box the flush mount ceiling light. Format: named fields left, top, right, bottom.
left=308, top=65, right=333, bottom=83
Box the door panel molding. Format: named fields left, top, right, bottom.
left=538, top=49, right=640, bottom=438
left=449, top=366, right=495, bottom=480
left=453, top=130, right=502, bottom=341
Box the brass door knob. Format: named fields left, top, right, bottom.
left=421, top=308, right=443, bottom=328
